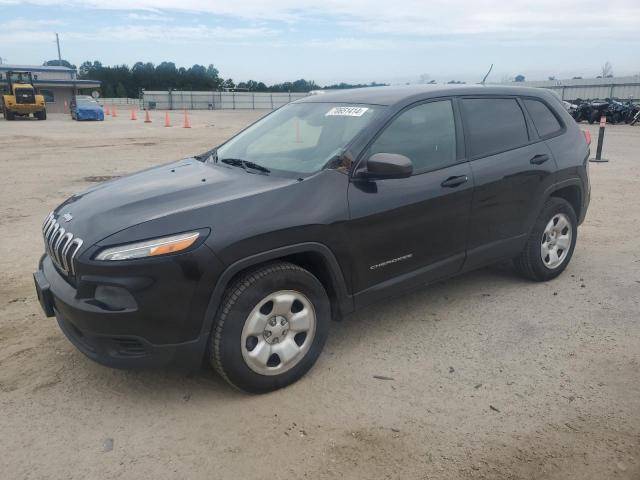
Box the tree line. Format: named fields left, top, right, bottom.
left=44, top=59, right=386, bottom=98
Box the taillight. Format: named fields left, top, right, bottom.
left=583, top=130, right=591, bottom=145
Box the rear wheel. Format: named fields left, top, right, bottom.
left=514, top=197, right=577, bottom=281
left=210, top=262, right=330, bottom=393
left=35, top=110, right=47, bottom=120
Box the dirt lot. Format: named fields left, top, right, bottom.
left=1, top=111, right=639, bottom=480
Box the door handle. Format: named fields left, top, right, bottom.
left=530, top=154, right=549, bottom=165
left=440, top=175, right=468, bottom=188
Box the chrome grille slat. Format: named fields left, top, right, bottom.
left=57, top=233, right=73, bottom=270
left=42, top=211, right=84, bottom=277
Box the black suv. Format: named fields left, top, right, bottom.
left=34, top=85, right=591, bottom=392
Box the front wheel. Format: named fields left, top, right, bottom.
left=514, top=198, right=577, bottom=281
left=210, top=262, right=330, bottom=393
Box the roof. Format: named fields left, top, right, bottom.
left=0, top=78, right=100, bottom=87
left=296, top=84, right=556, bottom=106
left=0, top=63, right=75, bottom=72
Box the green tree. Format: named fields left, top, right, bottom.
left=103, top=83, right=115, bottom=98
left=115, top=82, right=127, bottom=98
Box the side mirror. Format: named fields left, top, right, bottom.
left=362, top=153, right=413, bottom=179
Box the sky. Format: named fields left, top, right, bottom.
left=0, top=0, right=638, bottom=86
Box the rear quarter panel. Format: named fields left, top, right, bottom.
left=526, top=93, right=590, bottom=227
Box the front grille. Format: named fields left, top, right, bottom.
left=42, top=212, right=84, bottom=276
left=15, top=88, right=36, bottom=104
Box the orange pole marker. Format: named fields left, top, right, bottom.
left=105, top=104, right=110, bottom=116
left=130, top=107, right=137, bottom=120
left=112, top=105, right=117, bottom=117
left=144, top=109, right=152, bottom=123
left=183, top=109, right=191, bottom=128
left=64, top=101, right=69, bottom=114
left=164, top=111, right=171, bottom=127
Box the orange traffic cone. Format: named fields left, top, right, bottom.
left=164, top=111, right=171, bottom=127
left=183, top=109, right=191, bottom=128
left=112, top=105, right=117, bottom=117
left=105, top=104, right=110, bottom=116
left=130, top=107, right=137, bottom=120
left=64, top=101, right=69, bottom=114
left=144, top=109, right=152, bottom=123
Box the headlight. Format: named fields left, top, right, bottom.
left=95, top=232, right=200, bottom=261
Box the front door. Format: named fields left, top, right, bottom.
left=347, top=99, right=473, bottom=306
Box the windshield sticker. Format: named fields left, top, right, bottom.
left=325, top=106, right=369, bottom=117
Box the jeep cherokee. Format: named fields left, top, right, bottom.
left=34, top=85, right=591, bottom=393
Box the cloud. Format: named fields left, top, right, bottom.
left=82, top=24, right=277, bottom=42
left=1, top=0, right=637, bottom=38
left=125, top=12, right=170, bottom=22
left=0, top=18, right=276, bottom=45
left=3, top=17, right=64, bottom=29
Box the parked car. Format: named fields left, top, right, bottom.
left=34, top=85, right=591, bottom=393
left=70, top=95, right=104, bottom=121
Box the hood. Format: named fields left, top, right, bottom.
left=77, top=104, right=103, bottom=112
left=53, top=159, right=297, bottom=248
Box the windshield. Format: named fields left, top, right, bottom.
left=77, top=98, right=98, bottom=106
left=216, top=102, right=380, bottom=174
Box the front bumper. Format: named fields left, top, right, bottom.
left=7, top=105, right=44, bottom=114
left=34, top=247, right=223, bottom=369
left=76, top=110, right=104, bottom=121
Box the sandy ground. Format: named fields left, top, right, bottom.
left=0, top=111, right=639, bottom=480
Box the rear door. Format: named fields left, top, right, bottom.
left=347, top=99, right=473, bottom=305
left=460, top=96, right=558, bottom=270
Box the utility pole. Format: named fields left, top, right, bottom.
left=55, top=33, right=62, bottom=62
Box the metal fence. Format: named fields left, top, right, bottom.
left=140, top=91, right=309, bottom=110
left=500, top=75, right=640, bottom=102
left=98, top=97, right=141, bottom=106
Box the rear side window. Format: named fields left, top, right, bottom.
left=369, top=100, right=456, bottom=174
left=523, top=98, right=563, bottom=137
left=462, top=98, right=529, bottom=158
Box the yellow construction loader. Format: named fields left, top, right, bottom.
left=1, top=71, right=46, bottom=120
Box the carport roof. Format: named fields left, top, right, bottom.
left=0, top=63, right=75, bottom=72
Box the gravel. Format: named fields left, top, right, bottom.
left=1, top=113, right=639, bottom=479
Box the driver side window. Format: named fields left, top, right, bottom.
left=369, top=100, right=456, bottom=174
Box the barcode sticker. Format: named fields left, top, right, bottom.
left=325, top=106, right=369, bottom=117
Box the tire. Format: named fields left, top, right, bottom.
left=210, top=261, right=330, bottom=393
left=514, top=197, right=577, bottom=282
left=588, top=111, right=598, bottom=124
left=4, top=108, right=15, bottom=120
left=35, top=110, right=47, bottom=120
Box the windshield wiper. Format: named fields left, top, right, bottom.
left=220, top=158, right=270, bottom=174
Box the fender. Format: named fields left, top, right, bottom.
left=195, top=242, right=354, bottom=356
left=526, top=177, right=585, bottom=233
